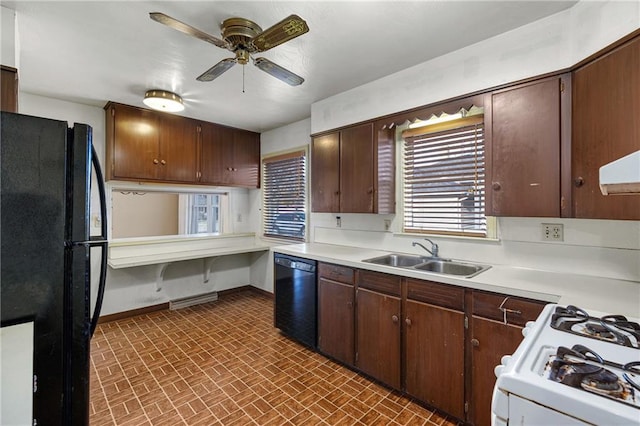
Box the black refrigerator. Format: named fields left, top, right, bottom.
left=1, top=112, right=108, bottom=425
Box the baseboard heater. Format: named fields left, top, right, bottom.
left=169, top=291, right=218, bottom=310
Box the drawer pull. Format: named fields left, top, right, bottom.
left=498, top=296, right=522, bottom=325
left=392, top=315, right=399, bottom=323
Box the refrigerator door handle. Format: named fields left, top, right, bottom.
left=89, top=144, right=108, bottom=337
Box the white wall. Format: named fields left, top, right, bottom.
left=1, top=6, right=17, bottom=67
left=311, top=1, right=640, bottom=133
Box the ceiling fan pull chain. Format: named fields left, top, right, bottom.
left=242, top=65, right=245, bottom=93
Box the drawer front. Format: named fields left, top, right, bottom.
left=318, top=262, right=355, bottom=285
left=406, top=278, right=464, bottom=311
left=358, top=270, right=401, bottom=296
left=473, top=291, right=547, bottom=326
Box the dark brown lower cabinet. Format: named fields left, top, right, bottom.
left=469, top=292, right=546, bottom=426
left=318, top=276, right=354, bottom=365
left=405, top=299, right=465, bottom=418
left=469, top=317, right=523, bottom=426
left=356, top=287, right=401, bottom=389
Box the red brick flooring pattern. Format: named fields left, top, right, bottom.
left=90, top=290, right=461, bottom=425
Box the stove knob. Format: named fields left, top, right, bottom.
left=494, top=365, right=504, bottom=378
left=501, top=355, right=512, bottom=366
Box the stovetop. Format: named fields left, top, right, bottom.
left=493, top=304, right=640, bottom=425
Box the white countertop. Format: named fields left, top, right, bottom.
left=109, top=244, right=270, bottom=268
left=273, top=243, right=640, bottom=317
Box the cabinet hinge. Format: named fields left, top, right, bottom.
left=560, top=81, right=565, bottom=93
left=197, top=125, right=201, bottom=133
left=33, top=374, right=38, bottom=393
left=355, top=352, right=359, bottom=362
left=464, top=401, right=469, bottom=413
left=464, top=316, right=468, bottom=329
left=561, top=196, right=566, bottom=210
left=110, top=108, right=115, bottom=117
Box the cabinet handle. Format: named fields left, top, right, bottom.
left=574, top=177, right=584, bottom=187
left=405, top=318, right=412, bottom=326
left=160, top=160, right=166, bottom=165
left=492, top=182, right=501, bottom=191
left=227, top=167, right=232, bottom=171
left=471, top=338, right=480, bottom=347
left=367, top=187, right=374, bottom=194
left=346, top=301, right=353, bottom=308
left=498, top=297, right=522, bottom=325
left=233, top=168, right=238, bottom=171
left=392, top=315, right=399, bottom=323
left=153, top=159, right=159, bottom=164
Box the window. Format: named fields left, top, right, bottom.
left=402, top=112, right=487, bottom=237
left=186, top=194, right=220, bottom=234
left=262, top=150, right=307, bottom=240
left=110, top=189, right=226, bottom=239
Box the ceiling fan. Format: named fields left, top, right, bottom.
left=150, top=12, right=309, bottom=86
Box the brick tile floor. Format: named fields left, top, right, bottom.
left=90, top=290, right=460, bottom=425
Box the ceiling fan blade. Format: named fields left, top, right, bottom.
left=253, top=57, right=304, bottom=86
left=150, top=12, right=228, bottom=49
left=197, top=58, right=237, bottom=82
left=251, top=14, right=309, bottom=52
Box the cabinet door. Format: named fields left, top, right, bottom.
left=200, top=122, right=234, bottom=185
left=111, top=104, right=161, bottom=180
left=341, top=123, right=375, bottom=213
left=355, top=288, right=401, bottom=389
left=318, top=277, right=354, bottom=365
left=405, top=300, right=465, bottom=419
left=470, top=317, right=523, bottom=426
left=489, top=77, right=562, bottom=217
left=311, top=132, right=340, bottom=212
left=572, top=36, right=640, bottom=220
left=158, top=114, right=198, bottom=182
left=1, top=66, right=18, bottom=113
left=231, top=129, right=260, bottom=188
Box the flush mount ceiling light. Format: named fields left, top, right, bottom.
left=143, top=89, right=184, bottom=112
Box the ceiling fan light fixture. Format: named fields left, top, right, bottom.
left=143, top=89, right=184, bottom=112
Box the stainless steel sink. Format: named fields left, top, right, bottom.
left=414, top=260, right=490, bottom=277
left=363, top=254, right=429, bottom=267
left=362, top=253, right=490, bottom=278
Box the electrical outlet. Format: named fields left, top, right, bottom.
left=542, top=223, right=563, bottom=241
left=384, top=219, right=391, bottom=231
left=336, top=216, right=341, bottom=228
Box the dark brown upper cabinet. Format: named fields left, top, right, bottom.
left=105, top=102, right=259, bottom=188
left=199, top=121, right=260, bottom=188
left=571, top=34, right=640, bottom=220
left=311, top=121, right=395, bottom=214
left=486, top=75, right=571, bottom=217
left=1, top=65, right=18, bottom=113
left=105, top=102, right=198, bottom=183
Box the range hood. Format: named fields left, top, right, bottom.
left=599, top=150, right=640, bottom=195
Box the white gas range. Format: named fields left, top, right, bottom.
left=492, top=304, right=640, bottom=425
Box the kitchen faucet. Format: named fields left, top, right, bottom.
left=412, top=238, right=439, bottom=258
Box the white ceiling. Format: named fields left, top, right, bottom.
left=4, top=1, right=577, bottom=132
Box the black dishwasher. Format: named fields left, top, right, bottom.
left=274, top=254, right=317, bottom=349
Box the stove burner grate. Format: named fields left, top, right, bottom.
left=550, top=305, right=640, bottom=349
left=546, top=345, right=639, bottom=408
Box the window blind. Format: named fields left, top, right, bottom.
left=263, top=150, right=307, bottom=240
left=402, top=116, right=486, bottom=236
